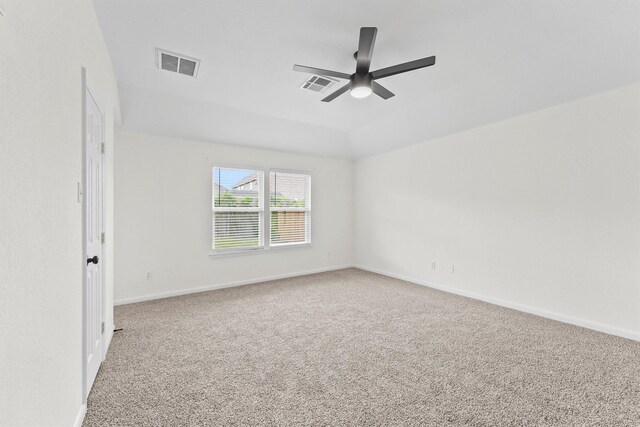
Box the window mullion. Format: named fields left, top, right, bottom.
left=213, top=207, right=263, bottom=213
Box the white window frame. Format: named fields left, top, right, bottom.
left=211, top=165, right=266, bottom=255
left=210, top=165, right=312, bottom=257
left=269, top=169, right=312, bottom=248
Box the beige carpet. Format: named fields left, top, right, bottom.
left=84, top=268, right=640, bottom=426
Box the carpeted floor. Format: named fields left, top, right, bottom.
left=84, top=268, right=640, bottom=426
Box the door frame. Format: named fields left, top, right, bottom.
left=81, top=67, right=107, bottom=402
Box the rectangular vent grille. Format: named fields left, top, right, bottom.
left=300, top=75, right=337, bottom=93
left=156, top=49, right=200, bottom=78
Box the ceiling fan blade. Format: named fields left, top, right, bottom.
left=293, top=65, right=351, bottom=80
left=356, top=27, right=378, bottom=74
left=371, top=81, right=395, bottom=99
left=370, top=56, right=436, bottom=80
left=321, top=83, right=351, bottom=102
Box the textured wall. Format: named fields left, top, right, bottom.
left=355, top=84, right=640, bottom=337
left=0, top=1, right=119, bottom=425
left=114, top=131, right=353, bottom=303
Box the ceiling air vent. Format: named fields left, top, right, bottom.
left=300, top=75, right=337, bottom=93
left=156, top=48, right=200, bottom=78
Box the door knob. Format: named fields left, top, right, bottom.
left=87, top=255, right=99, bottom=265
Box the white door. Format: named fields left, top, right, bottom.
left=85, top=85, right=104, bottom=397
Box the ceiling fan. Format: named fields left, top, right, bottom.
left=293, top=27, right=436, bottom=102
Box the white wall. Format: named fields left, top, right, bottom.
left=114, top=131, right=353, bottom=303
left=0, top=1, right=119, bottom=425
left=355, top=83, right=640, bottom=338
left=118, top=84, right=354, bottom=159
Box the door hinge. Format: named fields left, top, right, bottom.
left=101, top=232, right=105, bottom=244
left=101, top=142, right=105, bottom=153
left=101, top=322, right=105, bottom=334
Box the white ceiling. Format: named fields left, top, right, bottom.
left=94, top=0, right=640, bottom=159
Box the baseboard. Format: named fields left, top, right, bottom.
left=73, top=404, right=87, bottom=427
left=113, top=262, right=639, bottom=341
left=354, top=264, right=640, bottom=342
left=114, top=264, right=353, bottom=306
left=103, top=324, right=114, bottom=361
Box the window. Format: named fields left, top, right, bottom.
left=270, top=171, right=311, bottom=246
left=211, top=167, right=311, bottom=254
left=212, top=167, right=264, bottom=251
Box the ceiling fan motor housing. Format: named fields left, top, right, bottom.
left=350, top=73, right=372, bottom=89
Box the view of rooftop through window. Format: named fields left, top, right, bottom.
left=213, top=168, right=260, bottom=207
left=212, top=167, right=311, bottom=251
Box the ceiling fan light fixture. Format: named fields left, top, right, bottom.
left=293, top=27, right=435, bottom=103
left=349, top=73, right=373, bottom=99
left=350, top=85, right=372, bottom=98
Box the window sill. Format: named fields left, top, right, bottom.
left=209, top=243, right=312, bottom=258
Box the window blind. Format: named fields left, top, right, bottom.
left=270, top=171, right=311, bottom=246
left=212, top=167, right=264, bottom=250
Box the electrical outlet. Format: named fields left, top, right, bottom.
left=451, top=265, right=455, bottom=273
left=431, top=261, right=436, bottom=269
left=146, top=272, right=153, bottom=280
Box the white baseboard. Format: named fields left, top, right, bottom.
left=113, top=262, right=639, bottom=342
left=355, top=264, right=640, bottom=342
left=103, top=324, right=114, bottom=361
left=114, top=264, right=353, bottom=306
left=74, top=404, right=87, bottom=427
